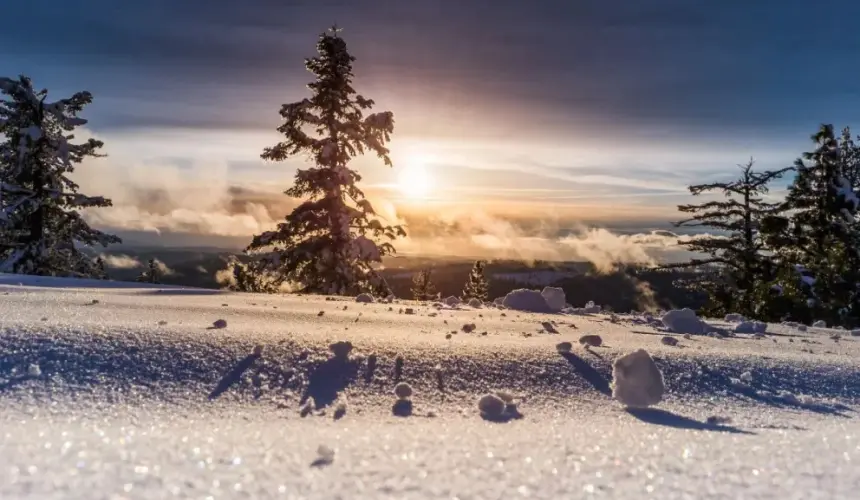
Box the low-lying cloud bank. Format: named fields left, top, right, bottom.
left=76, top=149, right=710, bottom=271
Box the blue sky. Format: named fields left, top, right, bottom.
left=3, top=0, right=860, bottom=253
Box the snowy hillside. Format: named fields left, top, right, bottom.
left=1, top=275, right=859, bottom=499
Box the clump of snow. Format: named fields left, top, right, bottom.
left=333, top=398, right=348, bottom=420
left=252, top=345, right=264, bottom=356
left=740, top=371, right=753, bottom=382
left=556, top=341, right=573, bottom=353
left=404, top=308, right=415, bottom=315
left=777, top=390, right=799, bottom=405
left=579, top=334, right=602, bottom=347
left=661, top=308, right=709, bottom=335
left=355, top=293, right=374, bottom=303
left=724, top=313, right=745, bottom=322
left=734, top=321, right=766, bottom=334
left=300, top=398, right=315, bottom=417
left=462, top=323, right=476, bottom=333
left=611, top=349, right=665, bottom=408
left=443, top=296, right=461, bottom=307
left=477, top=393, right=506, bottom=418
left=541, top=321, right=558, bottom=334
left=581, top=301, right=602, bottom=314
left=851, top=329, right=860, bottom=337
left=661, top=336, right=679, bottom=347
left=812, top=320, right=827, bottom=328
left=212, top=319, right=227, bottom=329
left=502, top=289, right=552, bottom=313
left=540, top=287, right=566, bottom=312
left=27, top=364, right=41, bottom=377
left=495, top=390, right=515, bottom=404
left=467, top=297, right=482, bottom=308
left=492, top=297, right=505, bottom=306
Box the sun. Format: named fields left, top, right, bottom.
left=397, top=157, right=434, bottom=199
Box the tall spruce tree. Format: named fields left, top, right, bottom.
left=765, top=124, right=860, bottom=326
left=246, top=27, right=405, bottom=296
left=136, top=259, right=161, bottom=284
left=411, top=268, right=437, bottom=301
left=0, top=76, right=120, bottom=277
left=223, top=256, right=281, bottom=294
left=672, top=159, right=791, bottom=318
left=462, top=260, right=489, bottom=302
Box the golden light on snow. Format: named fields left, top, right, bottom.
left=396, top=154, right=434, bottom=200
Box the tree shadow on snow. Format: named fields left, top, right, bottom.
left=300, top=356, right=360, bottom=410
left=208, top=352, right=261, bottom=400
left=626, top=408, right=755, bottom=434
left=559, top=352, right=612, bottom=397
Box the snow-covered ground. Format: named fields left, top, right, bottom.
left=1, top=274, right=859, bottom=499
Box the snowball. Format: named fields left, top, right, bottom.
left=495, top=390, right=515, bottom=403
left=468, top=297, right=482, bottom=308
left=462, top=323, right=476, bottom=333
left=27, top=364, right=41, bottom=377
left=734, top=322, right=757, bottom=334
left=556, top=341, right=573, bottom=353
left=611, top=349, right=665, bottom=408
left=740, top=371, right=753, bottom=382
left=252, top=345, right=264, bottom=356
left=582, top=301, right=602, bottom=314
left=812, top=320, right=827, bottom=328
left=661, top=308, right=709, bottom=335
left=578, top=334, right=602, bottom=347
left=355, top=293, right=374, bottom=303
left=477, top=393, right=506, bottom=417
left=394, top=382, right=413, bottom=400
left=212, top=319, right=227, bottom=329
left=724, top=313, right=745, bottom=322
left=443, top=296, right=461, bottom=307
left=661, top=336, right=678, bottom=346
left=493, top=297, right=505, bottom=306
left=502, top=289, right=553, bottom=313
left=312, top=445, right=335, bottom=467
left=404, top=308, right=415, bottom=315
left=540, top=287, right=566, bottom=312
left=753, top=321, right=767, bottom=333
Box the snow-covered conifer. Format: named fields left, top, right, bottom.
left=766, top=125, right=860, bottom=325
left=411, top=268, right=436, bottom=301
left=245, top=27, right=405, bottom=296
left=136, top=259, right=161, bottom=284
left=672, top=159, right=791, bottom=318
left=462, top=260, right=489, bottom=302
left=0, top=75, right=120, bottom=277
left=224, top=256, right=282, bottom=294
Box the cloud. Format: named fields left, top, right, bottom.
left=99, top=254, right=142, bottom=269
left=152, top=259, right=175, bottom=276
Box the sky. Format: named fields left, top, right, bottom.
left=3, top=0, right=860, bottom=262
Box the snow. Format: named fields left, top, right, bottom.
left=0, top=275, right=858, bottom=499
left=540, top=286, right=566, bottom=312
left=724, top=313, right=745, bottom=323
left=611, top=349, right=665, bottom=408
left=501, top=289, right=553, bottom=313
left=467, top=297, right=482, bottom=308
left=355, top=293, right=374, bottom=303
left=443, top=296, right=461, bottom=307
left=813, top=320, right=827, bottom=328
left=735, top=321, right=767, bottom=334
left=661, top=308, right=711, bottom=335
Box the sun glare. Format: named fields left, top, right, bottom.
left=397, top=156, right=434, bottom=199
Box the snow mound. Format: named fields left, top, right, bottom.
left=661, top=308, right=711, bottom=335
left=735, top=321, right=767, bottom=334
left=851, top=329, right=860, bottom=337
left=443, top=296, right=461, bottom=307
left=355, top=293, right=374, bottom=304
left=724, top=313, right=745, bottom=322
left=812, top=320, right=827, bottom=328
left=467, top=298, right=482, bottom=308
left=540, top=287, right=566, bottom=313
left=501, top=289, right=552, bottom=313
left=611, top=349, right=665, bottom=408
left=477, top=393, right=506, bottom=418
left=582, top=301, right=602, bottom=314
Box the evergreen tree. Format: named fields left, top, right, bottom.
left=0, top=76, right=120, bottom=277
left=245, top=27, right=405, bottom=296
left=136, top=259, right=161, bottom=284
left=223, top=256, right=281, bottom=294
left=672, top=159, right=791, bottom=318
left=765, top=124, right=860, bottom=326
left=93, top=256, right=108, bottom=280
left=411, top=268, right=437, bottom=301
left=462, top=260, right=489, bottom=302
